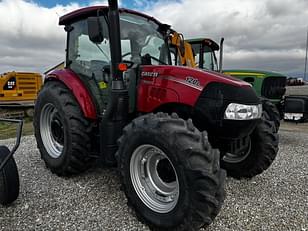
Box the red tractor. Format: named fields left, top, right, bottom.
left=33, top=1, right=262, bottom=230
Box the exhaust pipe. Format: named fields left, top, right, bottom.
left=108, top=0, right=124, bottom=88
left=219, top=37, right=224, bottom=73
left=100, top=0, right=129, bottom=165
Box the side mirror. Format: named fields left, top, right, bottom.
left=87, top=17, right=104, bottom=43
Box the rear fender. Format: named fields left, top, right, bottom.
left=45, top=69, right=97, bottom=120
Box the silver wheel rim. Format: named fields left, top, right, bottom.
left=40, top=103, right=63, bottom=158
left=222, top=139, right=252, bottom=163
left=130, top=144, right=179, bottom=213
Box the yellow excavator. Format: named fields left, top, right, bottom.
left=0, top=71, right=43, bottom=117
left=168, top=30, right=196, bottom=68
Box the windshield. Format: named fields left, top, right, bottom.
left=191, top=43, right=217, bottom=71
left=67, top=12, right=170, bottom=79
left=119, top=13, right=169, bottom=65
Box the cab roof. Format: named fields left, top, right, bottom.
left=59, top=6, right=164, bottom=26
left=186, top=38, right=220, bottom=51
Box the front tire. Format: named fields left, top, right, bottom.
left=117, top=113, right=226, bottom=230
left=0, top=146, right=19, bottom=205
left=34, top=81, right=93, bottom=176
left=221, top=111, right=279, bottom=179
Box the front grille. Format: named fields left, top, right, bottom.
left=193, top=82, right=260, bottom=139
left=261, top=77, right=286, bottom=99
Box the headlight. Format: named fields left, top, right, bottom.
left=224, top=103, right=262, bottom=120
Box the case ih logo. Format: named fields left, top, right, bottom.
left=185, top=76, right=200, bottom=87
left=141, top=71, right=159, bottom=78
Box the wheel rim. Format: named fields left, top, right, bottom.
left=222, top=139, right=252, bottom=163
left=130, top=144, right=179, bottom=213
left=40, top=103, right=64, bottom=158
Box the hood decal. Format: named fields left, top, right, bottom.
left=162, top=76, right=203, bottom=91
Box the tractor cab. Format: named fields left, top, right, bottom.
left=61, top=7, right=171, bottom=113
left=187, top=38, right=220, bottom=71
left=66, top=10, right=170, bottom=71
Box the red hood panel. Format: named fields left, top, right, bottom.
left=137, top=65, right=252, bottom=113
left=141, top=65, right=251, bottom=89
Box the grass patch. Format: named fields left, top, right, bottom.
left=0, top=118, right=34, bottom=140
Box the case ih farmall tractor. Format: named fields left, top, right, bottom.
left=34, top=1, right=262, bottom=230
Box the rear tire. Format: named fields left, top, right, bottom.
left=117, top=113, right=226, bottom=230
left=221, top=111, right=279, bottom=179
left=0, top=146, right=19, bottom=205
left=34, top=81, right=93, bottom=176
left=262, top=99, right=280, bottom=132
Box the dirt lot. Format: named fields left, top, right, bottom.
left=0, top=122, right=307, bottom=231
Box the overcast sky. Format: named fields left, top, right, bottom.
left=0, top=0, right=307, bottom=77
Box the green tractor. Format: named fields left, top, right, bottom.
left=187, top=38, right=287, bottom=131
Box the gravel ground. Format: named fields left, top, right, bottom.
left=0, top=124, right=307, bottom=231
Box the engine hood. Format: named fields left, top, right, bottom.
left=140, top=65, right=252, bottom=90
